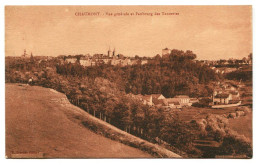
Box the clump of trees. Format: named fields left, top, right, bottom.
left=162, top=49, right=197, bottom=61
left=218, top=134, right=252, bottom=158
left=190, top=114, right=252, bottom=158
left=225, top=69, right=252, bottom=82
left=56, top=49, right=219, bottom=98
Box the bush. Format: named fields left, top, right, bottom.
left=218, top=135, right=252, bottom=158
left=228, top=113, right=237, bottom=119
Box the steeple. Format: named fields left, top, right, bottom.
left=23, top=49, right=27, bottom=56
left=30, top=52, right=34, bottom=61
left=22, top=49, right=28, bottom=58
left=108, top=46, right=111, bottom=57
left=113, top=47, right=116, bottom=56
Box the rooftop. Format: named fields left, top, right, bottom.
left=215, top=93, right=230, bottom=98
left=151, top=94, right=164, bottom=99
left=229, top=91, right=239, bottom=95
left=174, top=95, right=190, bottom=98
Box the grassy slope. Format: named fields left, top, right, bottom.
left=6, top=83, right=153, bottom=158
left=6, top=83, right=181, bottom=158
left=228, top=112, right=252, bottom=141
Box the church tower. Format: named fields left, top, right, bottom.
left=30, top=52, right=34, bottom=61
left=22, top=49, right=28, bottom=58
left=108, top=47, right=111, bottom=57
left=162, top=48, right=171, bottom=56
left=112, top=48, right=116, bottom=56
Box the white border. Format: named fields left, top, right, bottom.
left=1, top=0, right=259, bottom=165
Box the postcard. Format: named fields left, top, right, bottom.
left=5, top=6, right=252, bottom=158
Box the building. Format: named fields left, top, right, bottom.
left=153, top=99, right=168, bottom=107
left=111, top=59, right=120, bottom=65
left=141, top=60, right=148, bottom=65
left=141, top=95, right=153, bottom=106
left=189, top=98, right=199, bottom=104
left=163, top=95, right=193, bottom=108
left=103, top=58, right=110, bottom=64
left=213, top=93, right=232, bottom=105
left=165, top=98, right=182, bottom=108
left=79, top=59, right=92, bottom=67
left=162, top=95, right=193, bottom=108
left=21, top=49, right=29, bottom=58
left=151, top=94, right=166, bottom=100
left=113, top=48, right=116, bottom=56
left=212, top=83, right=240, bottom=105
left=65, top=57, right=77, bottom=64
left=132, top=94, right=165, bottom=106
left=119, top=58, right=132, bottom=66
left=162, top=48, right=171, bottom=56
left=224, top=68, right=237, bottom=73
left=131, top=93, right=194, bottom=108
left=108, top=47, right=112, bottom=57
left=93, top=54, right=104, bottom=59
left=131, top=59, right=139, bottom=65
left=174, top=95, right=191, bottom=106
left=225, top=85, right=236, bottom=91
left=213, top=88, right=223, bottom=96
left=229, top=91, right=240, bottom=100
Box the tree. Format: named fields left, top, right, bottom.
left=135, top=55, right=140, bottom=60
left=242, top=57, right=247, bottom=64
left=111, top=101, right=130, bottom=130
left=154, top=54, right=161, bottom=61
left=185, top=50, right=197, bottom=60
left=248, top=53, right=252, bottom=61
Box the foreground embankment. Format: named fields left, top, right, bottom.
left=5, top=83, right=181, bottom=158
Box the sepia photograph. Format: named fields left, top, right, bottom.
left=5, top=5, right=252, bottom=159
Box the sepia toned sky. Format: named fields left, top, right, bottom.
left=5, top=6, right=252, bottom=60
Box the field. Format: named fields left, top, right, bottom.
left=176, top=106, right=239, bottom=121
left=229, top=112, right=252, bottom=141
left=175, top=106, right=252, bottom=141
left=5, top=83, right=156, bottom=158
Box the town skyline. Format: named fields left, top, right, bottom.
left=9, top=47, right=251, bottom=62
left=5, top=6, right=252, bottom=60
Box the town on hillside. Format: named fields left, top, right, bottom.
left=16, top=47, right=252, bottom=110
left=6, top=47, right=252, bottom=158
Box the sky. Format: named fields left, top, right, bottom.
left=5, top=6, right=252, bottom=60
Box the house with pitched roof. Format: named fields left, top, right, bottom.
left=229, top=91, right=240, bottom=100
left=142, top=95, right=153, bottom=106
left=131, top=94, right=166, bottom=106
left=162, top=48, right=171, bottom=56
left=174, top=95, right=192, bottom=106
left=65, top=57, right=77, bottom=64
left=153, top=99, right=168, bottom=107
left=213, top=93, right=232, bottom=105
left=79, top=58, right=92, bottom=66
left=151, top=94, right=166, bottom=100
left=165, top=98, right=182, bottom=108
